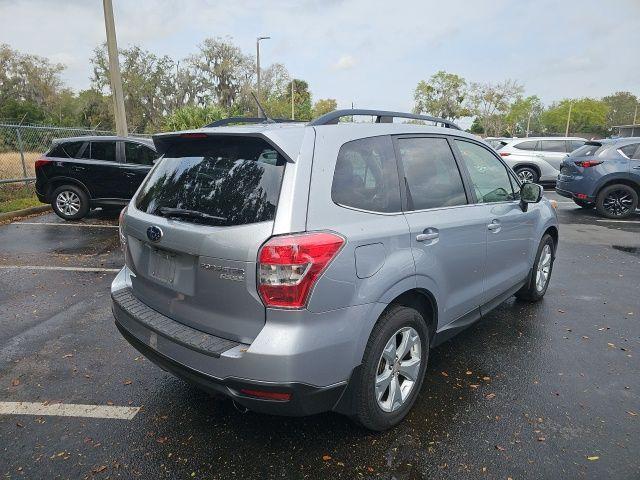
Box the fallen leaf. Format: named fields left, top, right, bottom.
left=537, top=437, right=546, bottom=442
left=465, top=371, right=472, bottom=375
left=441, top=371, right=449, bottom=377
left=485, top=393, right=496, bottom=400
left=587, top=456, right=599, bottom=461
left=495, top=445, right=506, bottom=451
left=92, top=465, right=108, bottom=473
left=62, top=353, right=73, bottom=358
left=470, top=384, right=480, bottom=389
left=123, top=379, right=133, bottom=385
left=322, top=455, right=332, bottom=461
left=626, top=411, right=637, bottom=416
left=11, top=378, right=20, bottom=387
left=156, top=436, right=168, bottom=444
left=557, top=309, right=565, bottom=314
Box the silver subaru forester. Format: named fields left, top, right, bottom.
left=111, top=110, right=558, bottom=430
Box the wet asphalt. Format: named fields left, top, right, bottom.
left=0, top=194, right=638, bottom=480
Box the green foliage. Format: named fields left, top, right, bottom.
left=413, top=71, right=469, bottom=120
left=504, top=95, right=543, bottom=136
left=466, top=80, right=523, bottom=136
left=162, top=105, right=227, bottom=132
left=313, top=99, right=337, bottom=118
left=541, top=98, right=609, bottom=135
left=602, top=91, right=638, bottom=128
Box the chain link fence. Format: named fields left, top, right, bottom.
left=0, top=122, right=150, bottom=184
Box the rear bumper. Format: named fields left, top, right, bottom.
left=111, top=267, right=370, bottom=416
left=115, top=321, right=348, bottom=416
left=555, top=186, right=595, bottom=203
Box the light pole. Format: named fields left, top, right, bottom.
left=256, top=36, right=270, bottom=117
left=565, top=101, right=573, bottom=137
left=102, top=0, right=127, bottom=137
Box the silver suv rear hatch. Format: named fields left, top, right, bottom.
left=123, top=133, right=289, bottom=344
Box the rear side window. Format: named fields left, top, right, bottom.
left=514, top=140, right=538, bottom=151
left=540, top=140, right=566, bottom=152
left=81, top=141, right=117, bottom=161
left=125, top=142, right=157, bottom=165
left=398, top=137, right=467, bottom=210
left=619, top=143, right=640, bottom=158
left=136, top=136, right=285, bottom=226
left=48, top=141, right=85, bottom=158
left=331, top=136, right=401, bottom=213
left=571, top=142, right=602, bottom=157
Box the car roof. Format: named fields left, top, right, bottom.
left=152, top=122, right=482, bottom=161
left=53, top=136, right=155, bottom=148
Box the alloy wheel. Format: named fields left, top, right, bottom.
left=518, top=169, right=535, bottom=183
left=603, top=189, right=633, bottom=217
left=56, top=190, right=81, bottom=217
left=535, top=244, right=552, bottom=292
left=375, top=326, right=421, bottom=413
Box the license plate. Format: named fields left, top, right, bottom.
left=149, top=249, right=176, bottom=284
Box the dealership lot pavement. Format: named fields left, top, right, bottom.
left=1, top=193, right=638, bottom=479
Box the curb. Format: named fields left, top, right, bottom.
left=0, top=205, right=51, bottom=223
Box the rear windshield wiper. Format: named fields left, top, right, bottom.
left=158, top=207, right=227, bottom=224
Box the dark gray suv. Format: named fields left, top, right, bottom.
left=111, top=110, right=559, bottom=430
left=556, top=137, right=640, bottom=218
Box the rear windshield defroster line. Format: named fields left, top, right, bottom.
left=135, top=136, right=286, bottom=227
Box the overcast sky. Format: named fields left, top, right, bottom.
left=1, top=0, right=639, bottom=112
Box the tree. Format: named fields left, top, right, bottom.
left=413, top=71, right=469, bottom=120
left=467, top=79, right=523, bottom=136
left=313, top=99, right=337, bottom=118
left=0, top=43, right=65, bottom=122
left=163, top=105, right=227, bottom=132
left=505, top=95, right=544, bottom=136
left=188, top=37, right=254, bottom=111
left=602, top=91, right=638, bottom=129
left=541, top=98, right=608, bottom=135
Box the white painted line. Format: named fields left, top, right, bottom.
left=0, top=401, right=139, bottom=420
left=0, top=265, right=119, bottom=273
left=14, top=222, right=118, bottom=229
left=596, top=219, right=640, bottom=224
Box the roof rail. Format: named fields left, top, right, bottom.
left=308, top=109, right=461, bottom=130
left=205, top=117, right=303, bottom=128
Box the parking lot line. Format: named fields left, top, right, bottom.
left=13, top=222, right=118, bottom=229
left=596, top=219, right=639, bottom=224
left=0, top=265, right=120, bottom=273
left=0, top=401, right=139, bottom=420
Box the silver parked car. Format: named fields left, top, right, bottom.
left=111, top=109, right=559, bottom=430
left=499, top=137, right=586, bottom=183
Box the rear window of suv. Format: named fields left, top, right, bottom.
left=135, top=136, right=286, bottom=226
left=571, top=142, right=602, bottom=157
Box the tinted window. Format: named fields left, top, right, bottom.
left=455, top=140, right=517, bottom=203
left=398, top=137, right=467, bottom=210
left=540, top=140, right=566, bottom=152
left=125, top=142, right=157, bottom=165
left=48, top=141, right=85, bottom=158
left=136, top=136, right=285, bottom=226
left=571, top=142, right=602, bottom=157
left=514, top=140, right=538, bottom=151
left=331, top=136, right=400, bottom=213
left=81, top=141, right=117, bottom=161
left=619, top=143, right=640, bottom=158
left=569, top=140, right=585, bottom=151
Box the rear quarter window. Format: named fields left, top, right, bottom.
left=331, top=136, right=401, bottom=213
left=135, top=136, right=286, bottom=226
left=513, top=140, right=538, bottom=151
left=48, top=141, right=85, bottom=158
left=571, top=143, right=602, bottom=157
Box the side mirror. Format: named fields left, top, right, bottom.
left=520, top=183, right=543, bottom=211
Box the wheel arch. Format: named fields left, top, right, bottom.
left=513, top=163, right=541, bottom=178
left=595, top=177, right=640, bottom=199
left=47, top=177, right=92, bottom=200
left=386, top=288, right=438, bottom=341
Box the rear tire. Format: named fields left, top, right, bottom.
left=515, top=234, right=555, bottom=302
left=595, top=184, right=638, bottom=219
left=353, top=304, right=429, bottom=431
left=515, top=167, right=539, bottom=184
left=51, top=185, right=89, bottom=221
left=573, top=199, right=593, bottom=209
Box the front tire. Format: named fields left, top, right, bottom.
left=52, top=185, right=89, bottom=220
left=353, top=305, right=429, bottom=431
left=595, top=184, right=638, bottom=219
left=515, top=234, right=555, bottom=302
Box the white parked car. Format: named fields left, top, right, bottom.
left=498, top=137, right=587, bottom=183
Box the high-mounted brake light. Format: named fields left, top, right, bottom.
left=574, top=159, right=603, bottom=168
left=257, top=232, right=345, bottom=309
left=34, top=158, right=52, bottom=169
left=179, top=132, right=208, bottom=139
left=499, top=152, right=510, bottom=157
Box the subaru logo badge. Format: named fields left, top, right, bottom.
left=147, top=226, right=163, bottom=243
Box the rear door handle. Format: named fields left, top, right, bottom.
left=71, top=166, right=85, bottom=171
left=416, top=228, right=439, bottom=242
left=123, top=172, right=136, bottom=177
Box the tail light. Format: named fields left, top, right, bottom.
left=574, top=159, right=602, bottom=168
left=257, top=232, right=345, bottom=309
left=500, top=152, right=510, bottom=157
left=34, top=158, right=52, bottom=169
